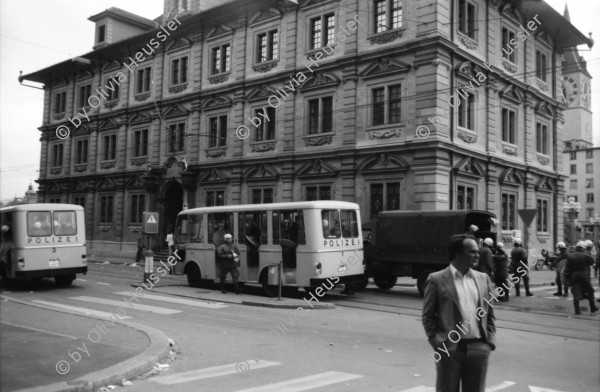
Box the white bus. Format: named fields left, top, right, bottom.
left=173, top=201, right=365, bottom=296
left=0, top=204, right=87, bottom=286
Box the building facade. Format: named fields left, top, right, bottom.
left=22, top=0, right=593, bottom=257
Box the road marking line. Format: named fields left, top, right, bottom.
left=114, top=292, right=227, bottom=309
left=530, top=286, right=555, bottom=292
left=529, top=385, right=567, bottom=392
left=70, top=296, right=180, bottom=315
left=232, top=371, right=363, bottom=392
left=97, top=282, right=110, bottom=285
left=76, top=279, right=87, bottom=282
left=0, top=321, right=78, bottom=340
left=486, top=381, right=516, bottom=391
left=32, top=300, right=131, bottom=319
left=397, top=386, right=435, bottom=392
left=151, top=360, right=281, bottom=385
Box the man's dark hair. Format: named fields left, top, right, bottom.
left=448, top=234, right=476, bottom=260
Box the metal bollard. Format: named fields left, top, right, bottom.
left=143, top=250, right=154, bottom=284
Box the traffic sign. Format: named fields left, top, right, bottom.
left=518, top=209, right=537, bottom=227
left=143, top=212, right=159, bottom=234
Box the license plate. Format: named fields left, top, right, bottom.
left=49, top=259, right=60, bottom=268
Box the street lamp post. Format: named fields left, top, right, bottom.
left=562, top=197, right=582, bottom=245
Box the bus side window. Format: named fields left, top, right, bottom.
left=272, top=211, right=280, bottom=245
left=341, top=210, right=358, bottom=238
left=260, top=211, right=268, bottom=245
left=296, top=211, right=306, bottom=245
left=238, top=213, right=245, bottom=243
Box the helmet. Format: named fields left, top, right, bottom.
left=584, top=240, right=593, bottom=248
left=224, top=234, right=232, bottom=240
left=483, top=238, right=494, bottom=247
left=556, top=241, right=566, bottom=249
left=496, top=242, right=504, bottom=249
left=1, top=225, right=8, bottom=232
left=468, top=224, right=479, bottom=232
left=322, top=219, right=329, bottom=227
left=576, top=241, right=587, bottom=250
left=513, top=238, right=522, bottom=245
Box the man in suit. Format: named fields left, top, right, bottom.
left=422, top=234, right=496, bottom=392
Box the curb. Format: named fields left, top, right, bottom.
left=2, top=295, right=172, bottom=392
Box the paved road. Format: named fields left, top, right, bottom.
left=1, top=261, right=598, bottom=392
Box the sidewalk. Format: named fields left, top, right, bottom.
left=0, top=295, right=172, bottom=392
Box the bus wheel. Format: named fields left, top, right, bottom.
left=417, top=270, right=434, bottom=298
left=373, top=275, right=397, bottom=290
left=352, top=276, right=369, bottom=292
left=260, top=273, right=279, bottom=298
left=186, top=263, right=202, bottom=288
left=55, top=275, right=75, bottom=286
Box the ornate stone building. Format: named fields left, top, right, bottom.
left=21, top=0, right=593, bottom=257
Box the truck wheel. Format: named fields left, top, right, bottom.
left=186, top=263, right=202, bottom=288
left=417, top=270, right=434, bottom=297
left=373, top=275, right=397, bottom=290
left=55, top=274, right=75, bottom=286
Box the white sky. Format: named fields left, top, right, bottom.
left=1, top=0, right=599, bottom=201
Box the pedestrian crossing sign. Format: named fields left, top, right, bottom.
left=143, top=212, right=159, bottom=234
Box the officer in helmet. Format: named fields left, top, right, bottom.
left=510, top=238, right=533, bottom=296
left=493, top=242, right=509, bottom=302
left=564, top=241, right=598, bottom=315
left=477, top=237, right=494, bottom=277
left=553, top=242, right=569, bottom=297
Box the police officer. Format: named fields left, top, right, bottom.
left=477, top=237, right=494, bottom=277
left=217, top=234, right=241, bottom=294
left=493, top=242, right=509, bottom=302
left=510, top=238, right=533, bottom=297
left=563, top=241, right=598, bottom=315
left=553, top=242, right=569, bottom=297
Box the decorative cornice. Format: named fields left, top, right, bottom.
left=101, top=161, right=116, bottom=169
left=206, top=148, right=226, bottom=157
left=457, top=130, right=477, bottom=143
left=501, top=58, right=517, bottom=74
left=134, top=93, right=150, bottom=102
left=131, top=157, right=148, bottom=166
left=537, top=154, right=550, bottom=165
left=251, top=142, right=276, bottom=152
left=304, top=135, right=333, bottom=146
left=128, top=226, right=143, bottom=232
left=368, top=29, right=403, bottom=45
left=502, top=145, right=518, bottom=156
left=208, top=73, right=229, bottom=84
left=98, top=225, right=112, bottom=232
left=169, top=84, right=188, bottom=94
left=104, top=100, right=118, bottom=109
left=368, top=128, right=401, bottom=139
left=431, top=59, right=452, bottom=71
left=458, top=34, right=478, bottom=49
left=50, top=168, right=62, bottom=175
left=536, top=79, right=549, bottom=91
left=73, top=165, right=87, bottom=172
left=252, top=61, right=278, bottom=73
left=53, top=113, right=66, bottom=120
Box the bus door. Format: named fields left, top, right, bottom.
left=273, top=209, right=304, bottom=285
left=0, top=211, right=15, bottom=278
left=208, top=212, right=233, bottom=279
left=239, top=211, right=265, bottom=282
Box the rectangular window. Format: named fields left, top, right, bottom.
left=457, top=185, right=475, bottom=210
left=255, top=107, right=276, bottom=141
left=570, top=164, right=577, bottom=174
left=211, top=44, right=231, bottom=74
left=48, top=198, right=61, bottom=204
left=105, top=76, right=120, bottom=101
left=536, top=123, right=548, bottom=155
left=73, top=196, right=86, bottom=209
left=136, top=67, right=152, bottom=94
left=306, top=185, right=331, bottom=201
left=206, top=190, right=225, bottom=207
left=171, top=57, right=188, bottom=85
left=586, top=163, right=593, bottom=173
left=27, top=211, right=52, bottom=237
left=252, top=188, right=274, bottom=204
left=52, top=144, right=64, bottom=167
left=389, top=85, right=401, bottom=124
left=373, top=88, right=385, bottom=125
left=308, top=97, right=333, bottom=134
left=100, top=195, right=114, bottom=223
left=98, top=25, right=106, bottom=43
left=501, top=28, right=516, bottom=63
left=257, top=30, right=278, bottom=63
left=133, top=129, right=148, bottom=157
left=209, top=116, right=227, bottom=147
left=75, top=139, right=88, bottom=164
left=458, top=92, right=475, bottom=130
left=501, top=108, right=516, bottom=144
left=570, top=151, right=577, bottom=160
left=169, top=123, right=185, bottom=152
left=130, top=194, right=146, bottom=224
left=587, top=208, right=595, bottom=218
left=570, top=179, right=577, bottom=189
left=586, top=179, right=594, bottom=188
left=310, top=14, right=335, bottom=49
left=78, top=84, right=91, bottom=108
left=103, top=134, right=117, bottom=161
left=372, top=85, right=401, bottom=126
left=536, top=199, right=548, bottom=232
left=54, top=92, right=66, bottom=114
left=587, top=193, right=595, bottom=203
left=374, top=0, right=403, bottom=33
left=585, top=150, right=593, bottom=159
left=501, top=193, right=516, bottom=230
left=370, top=182, right=400, bottom=218
left=458, top=0, right=476, bottom=39
left=536, top=51, right=548, bottom=82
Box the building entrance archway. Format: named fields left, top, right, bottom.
left=162, top=181, right=183, bottom=248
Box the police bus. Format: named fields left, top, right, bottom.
left=0, top=204, right=87, bottom=286
left=172, top=201, right=365, bottom=296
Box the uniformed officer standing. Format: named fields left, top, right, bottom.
left=553, top=242, right=569, bottom=297
left=564, top=241, right=598, bottom=315
left=493, top=242, right=509, bottom=302
left=510, top=238, right=533, bottom=296
left=217, top=234, right=240, bottom=294
left=477, top=238, right=495, bottom=277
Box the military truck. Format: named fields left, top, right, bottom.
left=361, top=210, right=498, bottom=296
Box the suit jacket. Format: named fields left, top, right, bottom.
left=422, top=266, right=496, bottom=352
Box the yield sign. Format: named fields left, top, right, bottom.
left=518, top=209, right=537, bottom=227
